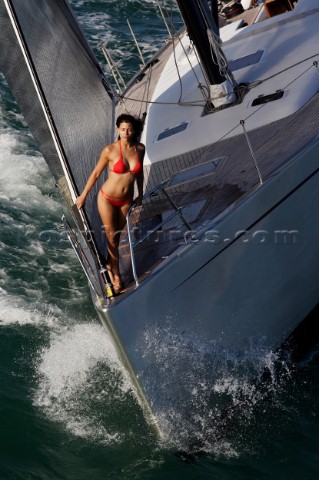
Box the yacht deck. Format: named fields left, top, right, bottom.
left=114, top=4, right=319, bottom=290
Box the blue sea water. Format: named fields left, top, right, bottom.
left=1, top=1, right=319, bottom=479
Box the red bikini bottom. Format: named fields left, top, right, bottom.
left=100, top=188, right=131, bottom=207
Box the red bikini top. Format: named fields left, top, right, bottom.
left=110, top=141, right=142, bottom=175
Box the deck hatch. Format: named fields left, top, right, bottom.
left=156, top=122, right=189, bottom=142
left=228, top=49, right=264, bottom=71
left=167, top=158, right=221, bottom=187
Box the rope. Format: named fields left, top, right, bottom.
left=160, top=1, right=181, bottom=37
left=207, top=27, right=237, bottom=88
left=137, top=62, right=153, bottom=118
left=191, top=39, right=211, bottom=99
left=171, top=31, right=210, bottom=104
left=171, top=25, right=184, bottom=104
left=159, top=2, right=210, bottom=103
left=249, top=53, right=319, bottom=89
left=240, top=119, right=263, bottom=185
left=117, top=93, right=206, bottom=107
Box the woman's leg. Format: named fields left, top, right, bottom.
left=97, top=193, right=121, bottom=280
left=112, top=203, right=131, bottom=289
left=111, top=202, right=132, bottom=292
left=118, top=202, right=131, bottom=233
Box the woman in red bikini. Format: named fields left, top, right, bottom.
left=76, top=114, right=145, bottom=294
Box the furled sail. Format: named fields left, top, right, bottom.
left=0, top=0, right=114, bottom=262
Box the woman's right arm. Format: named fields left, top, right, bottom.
left=76, top=146, right=110, bottom=210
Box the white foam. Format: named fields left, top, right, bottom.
left=49, top=263, right=71, bottom=273
left=0, top=292, right=60, bottom=327
left=34, top=323, right=132, bottom=443
left=0, top=268, right=9, bottom=285
left=27, top=240, right=45, bottom=256
left=36, top=323, right=122, bottom=395
left=0, top=131, right=57, bottom=213
left=0, top=211, right=12, bottom=223
left=140, top=324, right=291, bottom=452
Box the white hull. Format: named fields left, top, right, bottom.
left=95, top=135, right=319, bottom=436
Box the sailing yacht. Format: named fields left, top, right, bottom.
left=1, top=0, right=319, bottom=439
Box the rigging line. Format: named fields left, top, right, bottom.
left=175, top=34, right=209, bottom=102
left=282, top=64, right=317, bottom=89
left=168, top=14, right=209, bottom=102
left=196, top=0, right=237, bottom=89
left=207, top=28, right=237, bottom=88
left=191, top=37, right=210, bottom=94
left=117, top=93, right=206, bottom=107
left=142, top=7, right=208, bottom=105
left=197, top=0, right=230, bottom=82
left=171, top=24, right=184, bottom=104
left=144, top=62, right=153, bottom=112
left=138, top=62, right=153, bottom=118
left=161, top=0, right=179, bottom=36
left=156, top=0, right=172, bottom=38
left=116, top=86, right=131, bottom=114
left=249, top=53, right=319, bottom=89
left=177, top=16, right=211, bottom=97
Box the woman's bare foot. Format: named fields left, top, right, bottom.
left=106, top=264, right=115, bottom=285
left=106, top=263, right=123, bottom=295
left=112, top=274, right=123, bottom=295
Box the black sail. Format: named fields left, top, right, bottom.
left=0, top=0, right=114, bottom=261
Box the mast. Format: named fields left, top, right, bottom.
left=176, top=0, right=236, bottom=107
left=209, top=0, right=220, bottom=31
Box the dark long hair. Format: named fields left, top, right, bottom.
left=116, top=114, right=144, bottom=143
